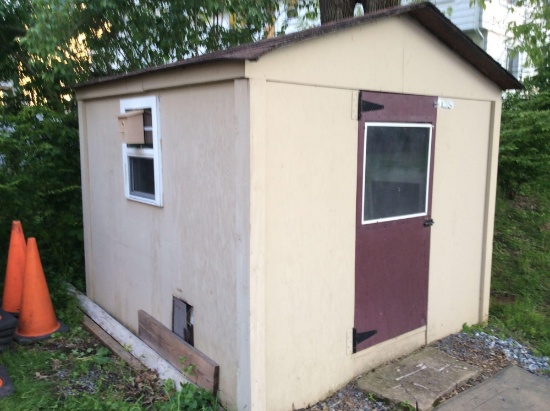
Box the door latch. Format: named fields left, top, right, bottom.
left=423, top=218, right=434, bottom=227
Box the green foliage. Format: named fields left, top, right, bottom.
left=491, top=182, right=550, bottom=356
left=2, top=0, right=313, bottom=109
left=23, top=0, right=280, bottom=75
left=399, top=400, right=416, bottom=410
left=0, top=327, right=145, bottom=410
left=471, top=0, right=549, bottom=72
left=461, top=322, right=487, bottom=335
left=158, top=380, right=220, bottom=411
left=507, top=0, right=550, bottom=70
left=498, top=87, right=550, bottom=199
left=0, top=105, right=84, bottom=298
left=498, top=43, right=550, bottom=199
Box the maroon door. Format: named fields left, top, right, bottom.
left=354, top=91, right=437, bottom=353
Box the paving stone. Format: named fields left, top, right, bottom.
left=434, top=365, right=550, bottom=410
left=356, top=347, right=481, bottom=410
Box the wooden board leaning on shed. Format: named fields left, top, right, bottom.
left=82, top=315, right=146, bottom=373
left=138, top=310, right=219, bottom=394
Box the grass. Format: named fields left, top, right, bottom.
left=0, top=313, right=220, bottom=410
left=490, top=178, right=550, bottom=356
left=0, top=328, right=143, bottom=410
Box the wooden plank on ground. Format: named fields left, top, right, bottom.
left=82, top=315, right=145, bottom=372
left=67, top=285, right=187, bottom=387
left=138, top=310, right=219, bottom=394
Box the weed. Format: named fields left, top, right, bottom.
left=179, top=356, right=197, bottom=376
left=157, top=380, right=220, bottom=411
left=93, top=346, right=112, bottom=365
left=399, top=400, right=416, bottom=410
left=461, top=323, right=486, bottom=335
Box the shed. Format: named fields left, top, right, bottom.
left=75, top=3, right=522, bottom=410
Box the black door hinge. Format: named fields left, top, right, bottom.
left=353, top=328, right=377, bottom=353
left=423, top=218, right=434, bottom=227
left=361, top=100, right=385, bottom=113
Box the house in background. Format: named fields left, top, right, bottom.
left=422, top=0, right=534, bottom=79
left=75, top=3, right=521, bottom=410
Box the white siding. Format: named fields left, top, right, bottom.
left=439, top=0, right=479, bottom=31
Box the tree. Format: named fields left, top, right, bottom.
left=2, top=0, right=288, bottom=109
left=508, top=0, right=550, bottom=70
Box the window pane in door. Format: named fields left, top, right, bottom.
left=363, top=124, right=431, bottom=223
left=129, top=156, right=155, bottom=198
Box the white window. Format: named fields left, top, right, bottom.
left=120, top=96, right=163, bottom=206
left=362, top=123, right=432, bottom=224
left=507, top=49, right=520, bottom=79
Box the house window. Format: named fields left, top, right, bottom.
left=120, top=96, right=163, bottom=206
left=507, top=50, right=519, bottom=79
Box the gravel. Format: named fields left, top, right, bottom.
left=437, top=331, right=549, bottom=380
left=305, top=330, right=549, bottom=411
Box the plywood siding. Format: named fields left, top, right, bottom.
left=427, top=98, right=493, bottom=342
left=80, top=81, right=244, bottom=407
left=263, top=82, right=358, bottom=409
left=246, top=16, right=500, bottom=100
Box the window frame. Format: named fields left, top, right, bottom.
left=361, top=122, right=433, bottom=225
left=120, top=96, right=163, bottom=206
left=506, top=49, right=520, bottom=79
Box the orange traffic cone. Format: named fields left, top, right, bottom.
left=14, top=238, right=67, bottom=343
left=2, top=221, right=26, bottom=315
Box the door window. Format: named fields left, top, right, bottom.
left=362, top=123, right=432, bottom=224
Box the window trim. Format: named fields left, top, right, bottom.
left=361, top=122, right=433, bottom=225
left=120, top=96, right=163, bottom=206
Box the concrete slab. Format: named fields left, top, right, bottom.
left=434, top=365, right=550, bottom=410
left=356, top=347, right=481, bottom=410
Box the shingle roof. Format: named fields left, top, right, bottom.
left=74, top=2, right=522, bottom=90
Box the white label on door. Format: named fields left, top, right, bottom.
left=435, top=98, right=454, bottom=110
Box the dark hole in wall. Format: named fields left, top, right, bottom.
left=173, top=297, right=194, bottom=346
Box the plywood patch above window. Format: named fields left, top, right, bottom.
left=118, top=110, right=145, bottom=144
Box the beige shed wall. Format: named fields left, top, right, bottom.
left=263, top=82, right=358, bottom=409
left=246, top=16, right=499, bottom=100
left=427, top=98, right=499, bottom=343
left=79, top=81, right=247, bottom=407
left=246, top=17, right=503, bottom=410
